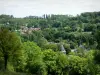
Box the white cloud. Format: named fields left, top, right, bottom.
left=0, top=0, right=100, bottom=17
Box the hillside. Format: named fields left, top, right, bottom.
left=0, top=11, right=100, bottom=75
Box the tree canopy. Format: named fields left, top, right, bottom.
left=0, top=27, right=22, bottom=70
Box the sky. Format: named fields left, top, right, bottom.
left=0, top=0, right=100, bottom=17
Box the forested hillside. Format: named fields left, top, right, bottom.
left=0, top=11, right=100, bottom=75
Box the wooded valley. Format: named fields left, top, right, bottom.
left=0, top=11, right=100, bottom=75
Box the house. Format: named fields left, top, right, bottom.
left=20, top=26, right=41, bottom=34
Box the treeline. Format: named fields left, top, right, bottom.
left=0, top=12, right=100, bottom=47
left=0, top=11, right=100, bottom=75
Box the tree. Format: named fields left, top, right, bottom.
left=43, top=43, right=58, bottom=51
left=68, top=55, right=88, bottom=75
left=43, top=49, right=58, bottom=75
left=56, top=52, right=69, bottom=75
left=63, top=44, right=71, bottom=54
left=23, top=41, right=46, bottom=75
left=95, top=30, right=100, bottom=49
left=43, top=49, right=70, bottom=75
left=0, top=27, right=22, bottom=70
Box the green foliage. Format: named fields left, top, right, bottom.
left=68, top=55, right=88, bottom=75
left=43, top=43, right=59, bottom=51
left=22, top=41, right=47, bottom=75
left=95, top=30, right=100, bottom=49
left=94, top=50, right=100, bottom=64
left=0, top=27, right=22, bottom=70
left=43, top=49, right=69, bottom=75
left=0, top=71, right=31, bottom=75
left=56, top=52, right=69, bottom=75
left=43, top=49, right=57, bottom=74
left=63, top=44, right=71, bottom=54
left=0, top=12, right=100, bottom=74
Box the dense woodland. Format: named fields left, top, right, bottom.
left=0, top=11, right=100, bottom=75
